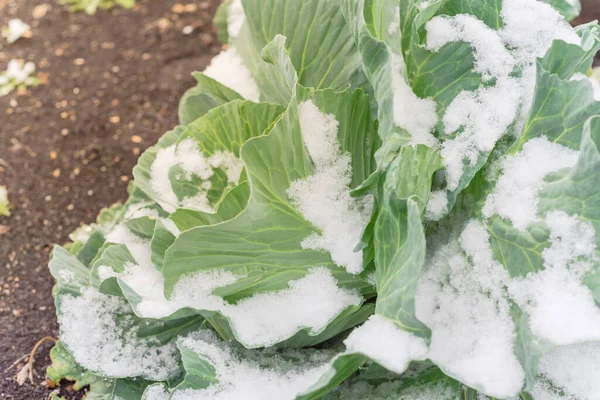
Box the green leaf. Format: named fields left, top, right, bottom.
left=213, top=0, right=230, bottom=44
left=515, top=64, right=600, bottom=152
left=242, top=34, right=299, bottom=107
left=320, top=364, right=466, bottom=400
left=49, top=246, right=92, bottom=295
left=90, top=243, right=135, bottom=296
left=297, top=353, right=369, bottom=400
left=178, top=74, right=243, bottom=126
left=278, top=303, right=375, bottom=348
left=150, top=220, right=178, bottom=270
left=510, top=304, right=554, bottom=391
left=75, top=231, right=106, bottom=266
left=133, top=101, right=282, bottom=213
left=340, top=0, right=411, bottom=145
left=47, top=341, right=154, bottom=400
left=170, top=182, right=250, bottom=231
left=242, top=0, right=370, bottom=93
left=538, top=24, right=600, bottom=81
left=172, top=339, right=219, bottom=391
left=374, top=147, right=441, bottom=339
left=163, top=87, right=377, bottom=295
left=160, top=86, right=376, bottom=346
left=538, top=115, right=600, bottom=259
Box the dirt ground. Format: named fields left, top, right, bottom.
left=0, top=0, right=220, bottom=398
left=0, top=1, right=599, bottom=399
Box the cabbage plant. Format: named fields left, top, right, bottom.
left=47, top=0, right=600, bottom=398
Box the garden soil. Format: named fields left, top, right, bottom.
left=0, top=0, right=220, bottom=398
left=0, top=0, right=599, bottom=399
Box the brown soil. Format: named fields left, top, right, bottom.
left=0, top=1, right=599, bottom=400
left=0, top=0, right=220, bottom=399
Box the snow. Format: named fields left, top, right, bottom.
left=499, top=0, right=580, bottom=63
left=2, top=19, right=30, bottom=44
left=203, top=47, right=259, bottom=102
left=227, top=0, right=245, bottom=40
left=425, top=190, right=448, bottom=221
left=151, top=138, right=243, bottom=213
left=69, top=225, right=93, bottom=243
left=143, top=386, right=169, bottom=400
left=533, top=343, right=600, bottom=400
left=171, top=267, right=362, bottom=347
left=483, top=137, right=579, bottom=230
left=160, top=217, right=181, bottom=236
left=58, top=288, right=180, bottom=381
left=99, top=227, right=362, bottom=347
left=145, top=330, right=335, bottom=400
left=425, top=14, right=520, bottom=190
left=391, top=54, right=439, bottom=147
left=344, top=315, right=428, bottom=374
left=439, top=76, right=522, bottom=190
left=426, top=15, right=515, bottom=81
left=508, top=212, right=600, bottom=345
left=287, top=101, right=373, bottom=275
left=421, top=0, right=581, bottom=191
left=416, top=220, right=524, bottom=398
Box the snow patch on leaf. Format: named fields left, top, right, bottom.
left=508, top=211, right=600, bottom=345
left=58, top=288, right=180, bottom=381
left=203, top=47, right=259, bottom=102
left=483, top=137, right=579, bottom=230
left=288, top=100, right=373, bottom=274
left=344, top=315, right=428, bottom=374
left=416, top=221, right=524, bottom=398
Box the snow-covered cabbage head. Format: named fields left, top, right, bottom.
left=47, top=0, right=600, bottom=399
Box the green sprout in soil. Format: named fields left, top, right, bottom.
left=59, top=0, right=135, bottom=15
left=0, top=186, right=11, bottom=217
left=2, top=19, right=31, bottom=44
left=0, top=60, right=39, bottom=97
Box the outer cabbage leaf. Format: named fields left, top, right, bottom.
left=241, top=0, right=370, bottom=94
left=374, top=146, right=441, bottom=339
left=49, top=244, right=204, bottom=382
left=458, top=33, right=600, bottom=392
left=178, top=73, right=243, bottom=126
left=133, top=100, right=283, bottom=214
left=157, top=86, right=377, bottom=347
left=47, top=341, right=150, bottom=400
